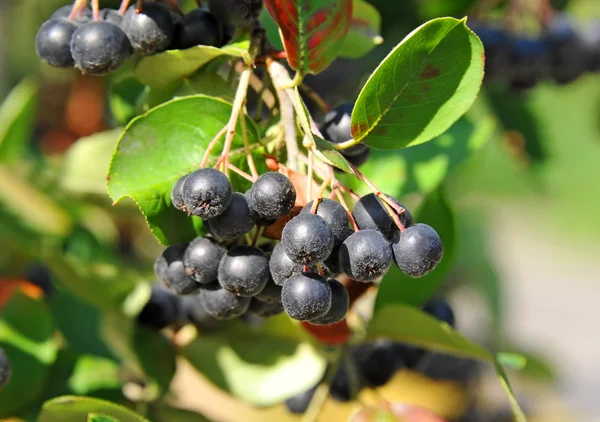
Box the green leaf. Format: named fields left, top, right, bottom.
left=313, top=136, right=355, bottom=175
left=0, top=77, right=38, bottom=162
left=374, top=188, right=456, bottom=310
left=494, top=362, right=528, bottom=422
left=174, top=72, right=235, bottom=103
left=182, top=315, right=325, bottom=406
left=0, top=292, right=58, bottom=417
left=39, top=396, right=149, bottom=422
left=151, top=403, right=211, bottom=422
left=351, top=17, right=484, bottom=149
left=61, top=129, right=122, bottom=195
left=88, top=414, right=119, bottom=422
left=497, top=352, right=527, bottom=371
left=109, top=76, right=146, bottom=126
left=107, top=95, right=266, bottom=245
left=338, top=0, right=383, bottom=59
left=259, top=7, right=284, bottom=51
left=134, top=40, right=250, bottom=89
left=68, top=355, right=122, bottom=395
left=503, top=348, right=557, bottom=383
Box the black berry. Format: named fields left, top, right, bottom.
left=330, top=361, right=357, bottom=402
left=285, top=385, right=316, bottom=414
left=255, top=278, right=282, bottom=304
left=423, top=297, right=455, bottom=327
left=352, top=193, right=413, bottom=239
left=208, top=0, right=263, bottom=28
left=182, top=236, right=225, bottom=284
left=320, top=103, right=369, bottom=157
left=391, top=223, right=443, bottom=278
left=339, top=230, right=392, bottom=282
left=269, top=242, right=316, bottom=286
left=101, top=8, right=124, bottom=25
left=207, top=192, right=254, bottom=241
left=51, top=5, right=91, bottom=23
left=281, top=213, right=334, bottom=265
left=182, top=168, right=232, bottom=219
left=199, top=282, right=250, bottom=319
left=137, top=284, right=181, bottom=330
left=353, top=340, right=397, bottom=387
left=122, top=3, right=174, bottom=55
left=35, top=18, right=78, bottom=68
left=281, top=272, right=332, bottom=321
left=344, top=147, right=370, bottom=168
left=248, top=172, right=296, bottom=220
left=218, top=245, right=270, bottom=297
left=70, top=21, right=131, bottom=75
left=301, top=199, right=352, bottom=247
left=310, top=279, right=349, bottom=325
left=0, top=348, right=11, bottom=390
left=154, top=243, right=200, bottom=295
left=180, top=293, right=221, bottom=330
left=247, top=298, right=284, bottom=317
left=25, top=264, right=53, bottom=295
left=171, top=174, right=188, bottom=211
left=174, top=8, right=222, bottom=49
left=322, top=247, right=343, bottom=276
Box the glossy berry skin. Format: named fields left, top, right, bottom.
left=301, top=199, right=352, bottom=247
left=0, top=347, right=11, bottom=390
left=200, top=282, right=251, bottom=319
left=101, top=9, right=124, bottom=25
left=154, top=243, right=200, bottom=295
left=281, top=272, right=332, bottom=321
left=354, top=340, right=398, bottom=387
left=281, top=213, right=334, bottom=265
left=247, top=298, right=284, bottom=317
left=423, top=297, right=455, bottom=327
left=70, top=21, right=131, bottom=75
left=171, top=174, right=188, bottom=211
left=392, top=224, right=443, bottom=278
left=122, top=3, right=174, bottom=55
left=322, top=246, right=343, bottom=276
left=310, top=279, right=349, bottom=325
left=51, top=5, right=91, bottom=23
left=208, top=0, right=263, bottom=28
left=36, top=18, right=78, bottom=68
left=137, top=284, right=180, bottom=330
left=207, top=193, right=254, bottom=241
left=174, top=8, right=222, bottom=49
left=269, top=243, right=316, bottom=286
left=320, top=103, right=368, bottom=157
left=352, top=193, right=413, bottom=239
left=255, top=278, right=282, bottom=304
left=182, top=236, right=225, bottom=284
left=285, top=385, right=317, bottom=414
left=340, top=230, right=392, bottom=282
left=182, top=168, right=232, bottom=219
left=248, top=172, right=296, bottom=220
left=218, top=245, right=270, bottom=297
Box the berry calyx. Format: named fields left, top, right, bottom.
left=247, top=172, right=296, bottom=220
left=352, top=193, right=413, bottom=239
left=391, top=223, right=443, bottom=278
left=182, top=236, right=225, bottom=284
left=154, top=243, right=200, bottom=295
left=35, top=18, right=78, bottom=68
left=281, top=213, right=334, bottom=265
left=182, top=168, right=232, bottom=219
left=281, top=272, right=332, bottom=321
left=309, top=278, right=349, bottom=325
left=199, top=282, right=251, bottom=319
left=207, top=192, right=255, bottom=241
left=70, top=21, right=131, bottom=75
left=339, top=230, right=392, bottom=282
left=218, top=245, right=270, bottom=297
left=122, top=3, right=174, bottom=55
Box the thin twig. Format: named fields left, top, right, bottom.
left=69, top=0, right=88, bottom=20
left=200, top=126, right=228, bottom=168
left=335, top=188, right=359, bottom=232
left=91, top=0, right=100, bottom=21
left=227, top=163, right=254, bottom=182
left=299, top=83, right=331, bottom=115
left=118, top=0, right=130, bottom=14
left=307, top=149, right=314, bottom=203
left=251, top=226, right=263, bottom=247
left=240, top=110, right=259, bottom=180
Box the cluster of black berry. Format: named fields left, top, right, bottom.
left=147, top=161, right=443, bottom=325
left=473, top=15, right=600, bottom=91
left=286, top=297, right=458, bottom=413
left=35, top=0, right=263, bottom=75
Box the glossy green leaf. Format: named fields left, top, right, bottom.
left=497, top=352, right=527, bottom=371
left=109, top=76, right=146, bottom=126
left=313, top=136, right=355, bottom=174
left=174, top=72, right=235, bottom=103
left=338, top=0, right=383, bottom=59
left=182, top=315, right=325, bottom=406
left=0, top=292, right=58, bottom=417
left=374, top=188, right=456, bottom=310
left=39, top=396, right=149, bottom=422
left=61, top=130, right=122, bottom=195
left=351, top=17, right=484, bottom=149
left=134, top=40, right=250, bottom=89
left=88, top=414, right=119, bottom=422
left=107, top=95, right=266, bottom=245
left=0, top=77, right=38, bottom=162
left=68, top=355, right=121, bottom=395
left=503, top=347, right=557, bottom=383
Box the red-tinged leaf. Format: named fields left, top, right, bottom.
left=265, top=0, right=353, bottom=74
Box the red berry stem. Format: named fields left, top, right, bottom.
left=299, top=82, right=332, bottom=115
left=118, top=0, right=130, bottom=15
left=91, top=0, right=100, bottom=21
left=200, top=125, right=227, bottom=168
left=334, top=188, right=359, bottom=232
left=68, top=0, right=88, bottom=21
left=226, top=162, right=254, bottom=183
left=239, top=108, right=259, bottom=180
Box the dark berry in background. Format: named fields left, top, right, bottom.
left=182, top=236, right=225, bottom=285
left=70, top=21, right=131, bottom=75
left=137, top=284, right=181, bottom=330
left=199, top=282, right=251, bottom=319
left=248, top=172, right=296, bottom=220
left=309, top=278, right=349, bottom=325
left=122, top=3, right=174, bottom=55
left=352, top=193, right=412, bottom=240
left=181, top=293, right=221, bottom=331
left=423, top=297, right=455, bottom=327
left=353, top=340, right=398, bottom=387
left=182, top=168, right=232, bottom=219
left=218, top=245, right=270, bottom=297
left=281, top=272, right=332, bottom=321
left=36, top=18, right=78, bottom=68
left=247, top=298, right=284, bottom=317
left=281, top=213, right=334, bottom=265
left=174, top=8, right=223, bottom=49
left=285, top=385, right=316, bottom=414
left=392, top=223, right=443, bottom=278
left=0, top=348, right=11, bottom=390
left=340, top=229, right=392, bottom=282
left=320, top=103, right=368, bottom=157
left=154, top=243, right=200, bottom=295
left=208, top=0, right=263, bottom=29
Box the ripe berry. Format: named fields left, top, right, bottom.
left=182, top=168, right=232, bottom=219
left=218, top=245, right=270, bottom=297
left=174, top=8, right=222, bottom=49
left=180, top=293, right=220, bottom=330
left=171, top=174, right=188, bottom=211
left=281, top=213, right=334, bottom=265
left=310, top=279, right=349, bottom=325
left=246, top=192, right=275, bottom=226
left=51, top=5, right=91, bottom=23
left=247, top=172, right=296, bottom=220
left=322, top=247, right=343, bottom=276
left=70, top=21, right=131, bottom=75
left=330, top=362, right=356, bottom=402
left=423, top=297, right=455, bottom=327
left=320, top=103, right=369, bottom=157
left=25, top=264, right=53, bottom=295
left=353, top=340, right=397, bottom=387
left=247, top=298, right=284, bottom=317
left=339, top=230, right=392, bottom=282
left=154, top=243, right=200, bottom=295
left=301, top=199, right=352, bottom=247
left=208, top=0, right=263, bottom=28
left=101, top=9, right=124, bottom=25
left=391, top=224, right=443, bottom=278
left=207, top=193, right=254, bottom=241
left=35, top=18, right=78, bottom=68
left=269, top=243, right=316, bottom=286
left=199, top=282, right=250, bottom=319
left=547, top=15, right=586, bottom=84
left=255, top=278, right=282, bottom=304
left=122, top=3, right=174, bottom=55
left=420, top=352, right=479, bottom=382
left=285, top=386, right=316, bottom=414
left=281, top=272, right=332, bottom=321
left=137, top=284, right=181, bottom=330
left=0, top=348, right=11, bottom=390
left=352, top=193, right=413, bottom=239
left=182, top=236, right=225, bottom=284
left=344, top=147, right=371, bottom=168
